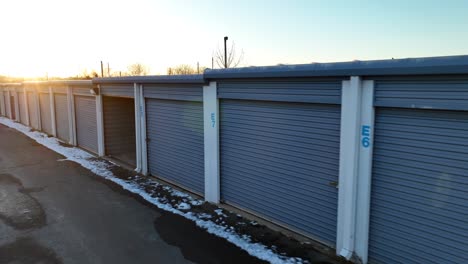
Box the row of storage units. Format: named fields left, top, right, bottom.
left=1, top=55, right=467, bottom=264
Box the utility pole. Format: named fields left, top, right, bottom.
left=107, top=62, right=110, bottom=77
left=212, top=57, right=214, bottom=69
left=197, top=62, right=200, bottom=74
left=100, top=61, right=104, bottom=77
left=224, top=36, right=228, bottom=68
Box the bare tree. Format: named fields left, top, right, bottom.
left=214, top=41, right=244, bottom=68
left=127, top=63, right=149, bottom=76
left=167, top=64, right=205, bottom=75
left=77, top=69, right=99, bottom=79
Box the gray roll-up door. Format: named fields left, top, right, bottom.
left=146, top=99, right=204, bottom=195
left=39, top=93, right=53, bottom=135
left=10, top=95, right=16, bottom=120
left=18, top=92, right=27, bottom=125
left=27, top=92, right=39, bottom=129
left=220, top=99, right=341, bottom=245
left=103, top=96, right=136, bottom=166
left=0, top=91, right=5, bottom=116
left=74, top=95, right=98, bottom=153
left=369, top=108, right=468, bottom=264
left=54, top=94, right=70, bottom=142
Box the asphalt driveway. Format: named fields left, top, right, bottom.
left=0, top=124, right=265, bottom=264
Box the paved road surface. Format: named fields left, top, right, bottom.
left=0, top=124, right=265, bottom=264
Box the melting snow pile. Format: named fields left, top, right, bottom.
left=0, top=117, right=304, bottom=264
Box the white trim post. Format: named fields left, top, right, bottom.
left=355, top=80, right=375, bottom=264
left=49, top=86, right=57, bottom=137
left=67, top=86, right=77, bottom=145
left=134, top=83, right=142, bottom=173
left=23, top=87, right=30, bottom=126
left=337, top=76, right=362, bottom=259
left=96, top=85, right=105, bottom=156
left=139, top=85, right=148, bottom=175
left=203, top=81, right=220, bottom=203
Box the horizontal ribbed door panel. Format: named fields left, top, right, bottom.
left=101, top=85, right=134, bottom=97
left=74, top=96, right=98, bottom=153
left=146, top=99, right=204, bottom=195
left=220, top=99, right=340, bottom=245
left=54, top=94, right=69, bottom=142
left=369, top=108, right=468, bottom=264
left=27, top=92, right=39, bottom=129
left=103, top=96, right=136, bottom=166
left=374, top=78, right=468, bottom=110
left=39, top=93, right=53, bottom=135
left=18, top=92, right=27, bottom=125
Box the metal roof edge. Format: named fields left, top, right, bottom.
left=204, top=55, right=468, bottom=79
left=93, top=75, right=206, bottom=85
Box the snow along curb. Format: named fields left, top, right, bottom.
left=0, top=117, right=303, bottom=264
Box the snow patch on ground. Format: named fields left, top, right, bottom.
left=177, top=202, right=191, bottom=210
left=0, top=117, right=303, bottom=264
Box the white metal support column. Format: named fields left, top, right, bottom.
left=49, top=86, right=57, bottom=137
left=337, top=76, right=362, bottom=259
left=139, top=85, right=148, bottom=175
left=203, top=81, right=220, bottom=203
left=67, top=86, right=76, bottom=145
left=354, top=80, right=375, bottom=264
left=23, top=87, right=30, bottom=126
left=96, top=86, right=105, bottom=156
left=13, top=90, right=20, bottom=122
left=134, top=83, right=142, bottom=173
left=35, top=90, right=42, bottom=131
left=336, top=77, right=375, bottom=263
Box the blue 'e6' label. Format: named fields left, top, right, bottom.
left=361, top=125, right=371, bottom=148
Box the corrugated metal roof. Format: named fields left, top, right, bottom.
left=93, top=75, right=206, bottom=84
left=204, top=55, right=468, bottom=79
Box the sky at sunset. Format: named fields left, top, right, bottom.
left=1, top=0, right=468, bottom=77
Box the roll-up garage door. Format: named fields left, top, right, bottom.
left=27, top=92, right=39, bottom=129
left=103, top=96, right=136, bottom=166
left=10, top=95, right=16, bottom=120
left=74, top=95, right=98, bottom=153
left=54, top=94, right=70, bottom=142
left=218, top=79, right=342, bottom=245
left=146, top=99, right=204, bottom=195
left=0, top=91, right=5, bottom=116
left=18, top=92, right=28, bottom=125
left=39, top=93, right=53, bottom=135
left=368, top=108, right=468, bottom=264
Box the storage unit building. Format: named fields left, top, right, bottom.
left=216, top=78, right=342, bottom=245
left=101, top=84, right=137, bottom=166
left=73, top=84, right=98, bottom=153
left=143, top=76, right=205, bottom=195
left=368, top=77, right=468, bottom=264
